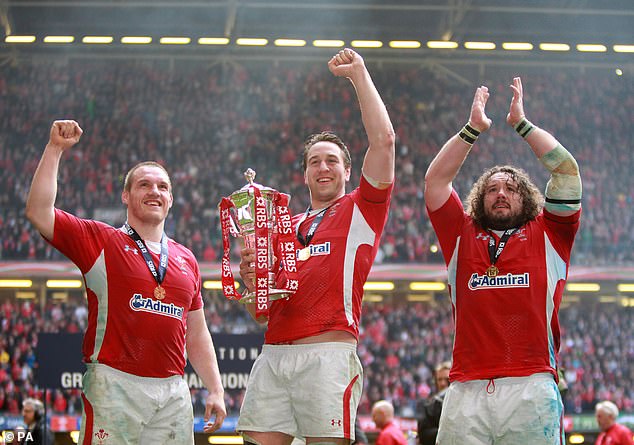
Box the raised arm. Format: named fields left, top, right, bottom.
left=25, top=120, right=83, bottom=240
left=328, top=48, right=395, bottom=187
left=506, top=77, right=582, bottom=216
left=424, top=86, right=492, bottom=212
left=186, top=309, right=227, bottom=433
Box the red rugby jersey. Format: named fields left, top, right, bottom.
left=428, top=190, right=580, bottom=382
left=266, top=176, right=392, bottom=344
left=48, top=209, right=203, bottom=377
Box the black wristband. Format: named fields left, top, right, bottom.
left=458, top=123, right=480, bottom=146
left=514, top=117, right=535, bottom=138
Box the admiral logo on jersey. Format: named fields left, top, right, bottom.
left=468, top=272, right=530, bottom=290
left=129, top=294, right=184, bottom=319
left=296, top=241, right=331, bottom=258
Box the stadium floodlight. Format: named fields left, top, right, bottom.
left=121, top=36, right=152, bottom=44
left=599, top=296, right=618, bottom=303
left=160, top=37, right=191, bottom=45
left=198, top=37, right=230, bottom=45
left=0, top=279, right=33, bottom=288
left=566, top=283, right=600, bottom=292
left=82, top=36, right=114, bottom=44
left=427, top=41, right=458, bottom=49
left=203, top=281, right=240, bottom=290
left=44, top=36, right=75, bottom=43
left=363, top=294, right=384, bottom=302
left=568, top=434, right=585, bottom=444
left=407, top=294, right=433, bottom=302
left=46, top=279, right=83, bottom=288
left=577, top=44, right=607, bottom=52
left=274, top=39, right=306, bottom=47
left=363, top=281, right=394, bottom=291
left=613, top=44, right=634, bottom=53
left=464, top=41, right=496, bottom=50
left=51, top=292, right=69, bottom=300
left=236, top=38, right=268, bottom=46
left=389, top=40, right=421, bottom=49
left=208, top=436, right=244, bottom=445
left=502, top=42, right=533, bottom=51
left=617, top=283, right=634, bottom=292
left=312, top=39, right=345, bottom=48
left=539, top=43, right=570, bottom=52
left=351, top=40, right=383, bottom=48
left=409, top=282, right=446, bottom=291
left=5, top=35, right=36, bottom=43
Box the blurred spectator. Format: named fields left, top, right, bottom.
left=22, top=397, right=54, bottom=445
left=595, top=400, right=633, bottom=445
left=372, top=400, right=407, bottom=445
left=417, top=361, right=451, bottom=445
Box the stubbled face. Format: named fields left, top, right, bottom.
left=122, top=165, right=173, bottom=225
left=482, top=172, right=524, bottom=230
left=304, top=141, right=350, bottom=209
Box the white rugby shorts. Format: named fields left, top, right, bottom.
left=437, top=372, right=564, bottom=445
left=79, top=363, right=194, bottom=445
left=237, top=342, right=363, bottom=440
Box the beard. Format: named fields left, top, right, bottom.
left=480, top=210, right=527, bottom=231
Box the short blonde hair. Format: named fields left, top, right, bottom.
left=596, top=400, right=619, bottom=419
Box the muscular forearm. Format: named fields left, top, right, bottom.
left=353, top=70, right=395, bottom=149
left=352, top=70, right=395, bottom=184
left=25, top=144, right=65, bottom=240
left=424, top=132, right=472, bottom=211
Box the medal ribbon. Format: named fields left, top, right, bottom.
left=487, top=228, right=517, bottom=269
left=123, top=222, right=168, bottom=290
left=296, top=206, right=329, bottom=247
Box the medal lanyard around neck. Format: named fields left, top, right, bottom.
left=123, top=222, right=169, bottom=286
left=487, top=228, right=517, bottom=267
left=296, top=206, right=329, bottom=247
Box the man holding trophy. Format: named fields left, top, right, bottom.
left=235, top=48, right=395, bottom=445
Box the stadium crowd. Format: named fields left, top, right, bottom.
left=0, top=58, right=633, bottom=420
left=0, top=59, right=633, bottom=265
left=0, top=294, right=632, bottom=418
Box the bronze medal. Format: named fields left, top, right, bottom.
left=154, top=285, right=166, bottom=300
left=486, top=265, right=499, bottom=278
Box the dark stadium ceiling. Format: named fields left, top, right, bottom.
left=1, top=0, right=633, bottom=65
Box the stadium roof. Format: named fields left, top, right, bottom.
left=2, top=0, right=633, bottom=67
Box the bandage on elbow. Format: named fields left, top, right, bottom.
left=540, top=144, right=582, bottom=212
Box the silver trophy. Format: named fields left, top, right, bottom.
left=219, top=168, right=297, bottom=305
